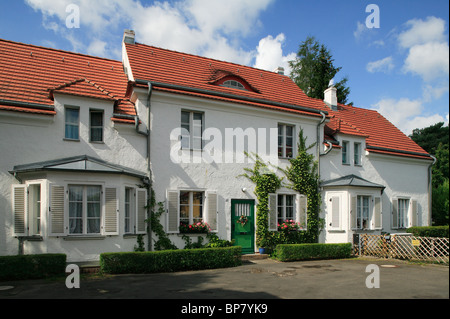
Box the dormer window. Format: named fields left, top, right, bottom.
left=221, top=80, right=246, bottom=90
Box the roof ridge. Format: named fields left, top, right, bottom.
left=0, top=38, right=121, bottom=64
left=131, top=41, right=289, bottom=77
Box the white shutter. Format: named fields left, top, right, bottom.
left=104, top=187, right=119, bottom=235
left=331, top=196, right=340, bottom=229
left=136, top=188, right=147, bottom=234
left=350, top=196, right=357, bottom=230
left=268, top=193, right=277, bottom=231
left=410, top=200, right=418, bottom=227
left=12, top=185, right=27, bottom=236
left=374, top=197, right=382, bottom=229
left=206, top=191, right=218, bottom=232
left=49, top=184, right=66, bottom=236
left=297, top=194, right=307, bottom=230
left=166, top=190, right=179, bottom=233
left=392, top=198, right=398, bottom=229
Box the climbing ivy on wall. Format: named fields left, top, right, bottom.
left=240, top=129, right=323, bottom=250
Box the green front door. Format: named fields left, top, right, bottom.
left=231, top=199, right=255, bottom=254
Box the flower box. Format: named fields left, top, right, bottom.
left=179, top=221, right=211, bottom=234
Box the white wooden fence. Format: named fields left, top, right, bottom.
left=354, top=234, right=449, bottom=264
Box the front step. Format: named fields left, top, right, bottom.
left=241, top=253, right=269, bottom=261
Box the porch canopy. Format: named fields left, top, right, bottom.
left=10, top=155, right=148, bottom=181
left=321, top=174, right=385, bottom=192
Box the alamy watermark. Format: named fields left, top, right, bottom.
left=365, top=4, right=380, bottom=29
left=66, top=4, right=80, bottom=29
left=65, top=264, right=80, bottom=289
left=365, top=264, right=380, bottom=289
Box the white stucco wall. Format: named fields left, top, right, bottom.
left=0, top=94, right=148, bottom=261
left=319, top=133, right=431, bottom=244
left=145, top=90, right=323, bottom=249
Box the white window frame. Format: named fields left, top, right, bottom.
left=67, top=184, right=102, bottom=235
left=356, top=195, right=371, bottom=230
left=277, top=194, right=295, bottom=225
left=354, top=142, right=362, bottom=166
left=221, top=80, right=246, bottom=90
left=28, top=183, right=42, bottom=236
left=89, top=109, right=104, bottom=143
left=278, top=124, right=295, bottom=158
left=181, top=110, right=204, bottom=151
left=64, top=106, right=80, bottom=141
left=179, top=190, right=205, bottom=226
left=397, top=198, right=410, bottom=229
left=342, top=140, right=349, bottom=165
left=124, top=187, right=135, bottom=234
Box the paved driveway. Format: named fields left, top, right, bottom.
left=0, top=257, right=448, bottom=300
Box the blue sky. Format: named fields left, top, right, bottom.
left=0, top=0, right=448, bottom=135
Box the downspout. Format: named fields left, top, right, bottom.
left=134, top=81, right=153, bottom=251
left=316, top=111, right=326, bottom=242
left=428, top=155, right=437, bottom=226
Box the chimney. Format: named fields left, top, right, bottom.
left=273, top=66, right=284, bottom=75
left=123, top=29, right=135, bottom=45
left=324, top=80, right=337, bottom=110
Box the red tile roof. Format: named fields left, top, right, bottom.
left=325, top=103, right=431, bottom=160
left=125, top=42, right=330, bottom=118
left=0, top=39, right=135, bottom=121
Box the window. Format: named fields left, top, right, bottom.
left=181, top=111, right=203, bottom=150
left=356, top=195, right=371, bottom=229
left=342, top=141, right=349, bottom=164
left=124, top=187, right=134, bottom=233
left=179, top=191, right=204, bottom=226
left=354, top=142, right=361, bottom=165
left=278, top=124, right=294, bottom=158
left=398, top=198, right=410, bottom=229
left=221, top=80, right=246, bottom=90
left=65, top=107, right=79, bottom=140
left=90, top=110, right=104, bottom=142
left=277, top=194, right=295, bottom=225
left=29, top=184, right=41, bottom=235
left=68, top=185, right=101, bottom=234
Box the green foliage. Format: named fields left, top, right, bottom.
left=240, top=129, right=322, bottom=249
left=100, top=247, right=242, bottom=274
left=148, top=195, right=177, bottom=251
left=432, top=179, right=449, bottom=226
left=205, top=233, right=235, bottom=248
left=0, top=254, right=66, bottom=281
left=289, top=36, right=352, bottom=105
left=240, top=152, right=282, bottom=248
left=275, top=243, right=352, bottom=262
left=134, top=234, right=145, bottom=252
left=182, top=235, right=205, bottom=249
left=406, top=226, right=449, bottom=238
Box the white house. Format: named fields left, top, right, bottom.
left=0, top=31, right=434, bottom=262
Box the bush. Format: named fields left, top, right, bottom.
left=275, top=243, right=352, bottom=262
left=0, top=254, right=66, bottom=281
left=100, top=246, right=242, bottom=274
left=406, top=226, right=449, bottom=238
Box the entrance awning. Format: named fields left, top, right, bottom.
left=10, top=155, right=148, bottom=180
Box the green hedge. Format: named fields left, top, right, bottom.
left=100, top=246, right=242, bottom=274
left=0, top=254, right=66, bottom=281
left=406, top=226, right=449, bottom=238
left=275, top=243, right=352, bottom=262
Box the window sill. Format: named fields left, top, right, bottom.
left=16, top=235, right=43, bottom=241
left=328, top=229, right=346, bottom=233
left=123, top=233, right=146, bottom=238
left=89, top=140, right=105, bottom=144
left=63, top=138, right=80, bottom=142
left=63, top=235, right=106, bottom=241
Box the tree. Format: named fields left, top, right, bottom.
left=289, top=36, right=352, bottom=105
left=410, top=122, right=449, bottom=155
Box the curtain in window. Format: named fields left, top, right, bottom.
left=69, top=186, right=83, bottom=234
left=87, top=186, right=101, bottom=234
left=65, top=109, right=79, bottom=140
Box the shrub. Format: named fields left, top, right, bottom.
left=100, top=246, right=242, bottom=274
left=0, top=254, right=66, bottom=281
left=406, top=226, right=449, bottom=238
left=275, top=243, right=352, bottom=262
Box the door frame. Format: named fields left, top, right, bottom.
left=231, top=199, right=255, bottom=254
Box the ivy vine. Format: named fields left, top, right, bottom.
left=240, top=128, right=323, bottom=250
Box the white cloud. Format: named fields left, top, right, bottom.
left=396, top=16, right=449, bottom=82
left=253, top=33, right=296, bottom=75
left=353, top=21, right=367, bottom=39
left=25, top=0, right=279, bottom=66
left=403, top=41, right=449, bottom=82
left=366, top=56, right=394, bottom=73
left=398, top=16, right=447, bottom=48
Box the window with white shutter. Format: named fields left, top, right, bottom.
left=136, top=188, right=147, bottom=234
left=373, top=197, right=382, bottom=229
left=166, top=190, right=180, bottom=233
left=268, top=193, right=277, bottom=231
left=104, top=187, right=118, bottom=235
left=392, top=198, right=399, bottom=229
left=12, top=185, right=27, bottom=237
left=329, top=195, right=341, bottom=230
left=297, top=195, right=307, bottom=230
left=206, top=191, right=218, bottom=232
left=49, top=184, right=66, bottom=236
